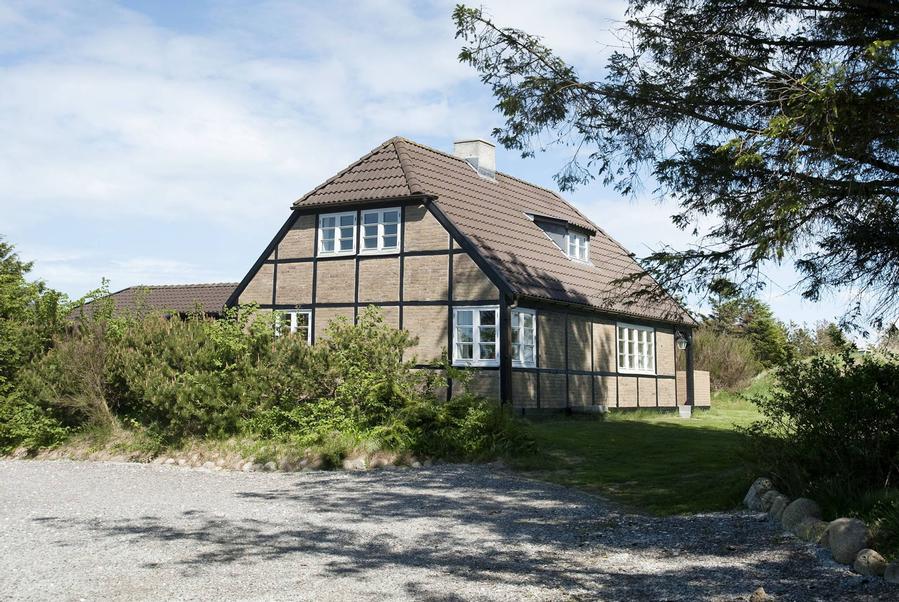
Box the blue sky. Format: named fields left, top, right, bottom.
left=1, top=0, right=851, bottom=328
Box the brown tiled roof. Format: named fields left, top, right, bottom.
left=293, top=137, right=695, bottom=326
left=74, top=283, right=238, bottom=318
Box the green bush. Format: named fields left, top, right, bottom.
left=693, top=325, right=761, bottom=390
left=0, top=393, right=68, bottom=454
left=742, top=351, right=899, bottom=501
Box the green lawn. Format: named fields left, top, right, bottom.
left=512, top=381, right=768, bottom=515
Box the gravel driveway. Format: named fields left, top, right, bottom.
left=0, top=460, right=892, bottom=601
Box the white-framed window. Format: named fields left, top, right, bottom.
left=275, top=310, right=312, bottom=344
left=512, top=308, right=536, bottom=367
left=567, top=231, right=589, bottom=262
left=617, top=322, right=655, bottom=374
left=318, top=211, right=356, bottom=256
left=453, top=306, right=499, bottom=366
left=360, top=207, right=401, bottom=254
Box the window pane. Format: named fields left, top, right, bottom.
left=456, top=326, right=473, bottom=343
left=339, top=214, right=355, bottom=226
left=524, top=346, right=535, bottom=364
left=339, top=238, right=353, bottom=251
left=321, top=216, right=335, bottom=228
left=297, top=313, right=309, bottom=328
left=512, top=342, right=520, bottom=358
left=457, top=342, right=473, bottom=359
left=479, top=343, right=496, bottom=359
left=479, top=326, right=496, bottom=343
left=321, top=228, right=335, bottom=241
left=522, top=314, right=533, bottom=328
left=383, top=210, right=399, bottom=223
left=340, top=226, right=354, bottom=240
left=456, top=310, right=472, bottom=326
left=363, top=212, right=379, bottom=224
left=479, top=310, right=496, bottom=326
left=363, top=236, right=378, bottom=250
left=322, top=239, right=335, bottom=252
left=511, top=313, right=519, bottom=328
left=383, top=223, right=398, bottom=236
left=363, top=224, right=378, bottom=237
left=383, top=235, right=398, bottom=248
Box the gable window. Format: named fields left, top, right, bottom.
left=617, top=323, right=655, bottom=374
left=360, top=208, right=401, bottom=253
left=453, top=306, right=499, bottom=366
left=275, top=310, right=312, bottom=344
left=567, top=231, right=589, bottom=262
left=318, top=212, right=356, bottom=256
left=511, top=309, right=536, bottom=367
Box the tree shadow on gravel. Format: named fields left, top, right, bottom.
left=33, top=466, right=890, bottom=601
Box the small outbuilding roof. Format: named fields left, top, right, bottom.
left=73, top=283, right=238, bottom=318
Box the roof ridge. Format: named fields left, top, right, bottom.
left=391, top=138, right=425, bottom=195
left=125, top=282, right=239, bottom=289
left=292, top=138, right=405, bottom=207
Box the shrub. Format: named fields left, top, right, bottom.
left=742, top=351, right=899, bottom=501
left=693, top=325, right=761, bottom=390
left=0, top=393, right=68, bottom=454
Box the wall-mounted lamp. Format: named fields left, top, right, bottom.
left=676, top=331, right=690, bottom=351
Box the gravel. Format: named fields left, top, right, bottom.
left=0, top=460, right=893, bottom=601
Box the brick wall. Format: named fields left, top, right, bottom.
left=239, top=264, right=273, bottom=305
left=275, top=263, right=313, bottom=305
left=358, top=257, right=400, bottom=303
left=404, top=204, right=448, bottom=251
left=278, top=214, right=316, bottom=258
left=452, top=253, right=498, bottom=301
left=403, top=255, right=448, bottom=301
left=403, top=305, right=447, bottom=363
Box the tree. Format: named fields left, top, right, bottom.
left=453, top=2, right=899, bottom=329
left=0, top=236, right=67, bottom=393
left=704, top=296, right=789, bottom=367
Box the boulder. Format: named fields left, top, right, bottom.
left=768, top=495, right=790, bottom=522
left=242, top=461, right=257, bottom=472
left=201, top=461, right=216, bottom=470
left=827, top=518, right=870, bottom=565
left=760, top=490, right=781, bottom=512
left=794, top=517, right=829, bottom=546
left=743, top=478, right=775, bottom=511
left=263, top=461, right=277, bottom=472
left=342, top=455, right=366, bottom=471
left=884, top=562, right=899, bottom=584
left=782, top=498, right=822, bottom=531
left=853, top=549, right=887, bottom=577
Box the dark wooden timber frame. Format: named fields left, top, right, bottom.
left=227, top=194, right=695, bottom=408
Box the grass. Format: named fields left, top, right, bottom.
left=511, top=373, right=772, bottom=515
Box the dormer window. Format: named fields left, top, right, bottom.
left=567, top=231, right=589, bottom=262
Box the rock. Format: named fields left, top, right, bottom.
left=164, top=458, right=176, bottom=465
left=177, top=458, right=187, bottom=466
left=743, top=478, right=775, bottom=511
left=827, top=518, right=870, bottom=564
left=749, top=586, right=774, bottom=602
left=342, top=456, right=366, bottom=471
left=781, top=498, right=822, bottom=531
left=760, top=490, right=781, bottom=512
left=152, top=456, right=167, bottom=465
left=884, top=562, right=899, bottom=584
left=263, top=461, right=277, bottom=472
left=11, top=447, right=29, bottom=459
left=411, top=461, right=422, bottom=468
left=201, top=461, right=216, bottom=470
left=423, top=459, right=433, bottom=467
left=853, top=548, right=887, bottom=576
left=794, top=517, right=829, bottom=546
left=242, top=462, right=257, bottom=472
left=768, top=495, right=790, bottom=522
left=215, top=459, right=225, bottom=467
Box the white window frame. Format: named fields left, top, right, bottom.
left=318, top=211, right=357, bottom=256
left=275, top=310, right=312, bottom=344
left=511, top=308, right=537, bottom=367
left=566, top=231, right=589, bottom=262
left=359, top=207, right=401, bottom=255
left=617, top=322, right=655, bottom=374
left=452, top=306, right=500, bottom=367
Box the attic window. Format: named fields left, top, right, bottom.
left=567, top=231, right=589, bottom=262
left=530, top=215, right=591, bottom=263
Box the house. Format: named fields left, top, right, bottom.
left=229, top=137, right=710, bottom=412
left=75, top=283, right=238, bottom=319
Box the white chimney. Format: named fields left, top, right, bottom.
left=453, top=138, right=496, bottom=180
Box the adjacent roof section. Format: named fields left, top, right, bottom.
left=292, top=137, right=695, bottom=326
left=73, top=283, right=237, bottom=319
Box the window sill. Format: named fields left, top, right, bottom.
left=358, top=248, right=400, bottom=256
left=452, top=359, right=500, bottom=368
left=318, top=250, right=356, bottom=258
left=617, top=367, right=656, bottom=376
left=512, top=362, right=536, bottom=369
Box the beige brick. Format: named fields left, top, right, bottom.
left=658, top=378, right=676, bottom=407
left=452, top=253, right=498, bottom=301
left=592, top=319, right=617, bottom=372
left=694, top=370, right=711, bottom=407
left=315, top=259, right=356, bottom=303
left=278, top=214, right=316, bottom=259
left=595, top=375, right=617, bottom=408
left=463, top=370, right=500, bottom=400
left=239, top=264, right=273, bottom=305
left=638, top=377, right=657, bottom=407
left=618, top=376, right=638, bottom=408
left=568, top=315, right=591, bottom=371
left=540, top=373, right=567, bottom=408
left=358, top=257, right=400, bottom=303
left=403, top=255, right=448, bottom=301
left=656, top=327, right=675, bottom=376
left=569, top=374, right=592, bottom=408
left=512, top=371, right=538, bottom=408
left=404, top=204, right=449, bottom=252
left=538, top=312, right=566, bottom=370
left=403, top=305, right=448, bottom=363
left=274, top=262, right=313, bottom=305
left=375, top=305, right=400, bottom=329
left=314, top=306, right=354, bottom=341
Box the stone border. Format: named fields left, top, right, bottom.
left=744, top=477, right=898, bottom=583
